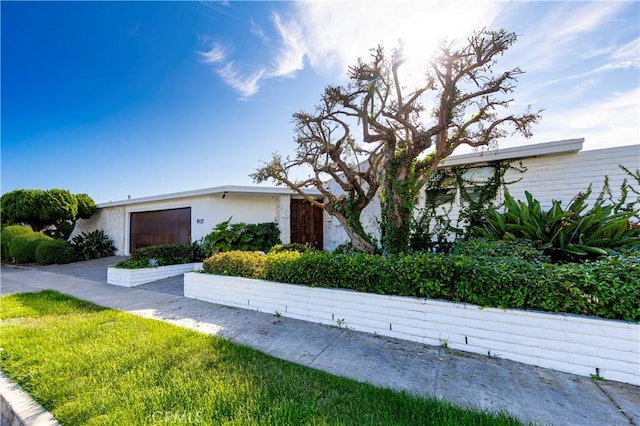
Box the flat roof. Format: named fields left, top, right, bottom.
left=98, top=185, right=322, bottom=208
left=440, top=138, right=584, bottom=167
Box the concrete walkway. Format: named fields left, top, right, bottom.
left=1, top=258, right=638, bottom=426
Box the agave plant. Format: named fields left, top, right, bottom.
left=71, top=229, right=116, bottom=260
left=472, top=187, right=640, bottom=262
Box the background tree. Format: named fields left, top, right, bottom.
left=254, top=28, right=541, bottom=254
left=1, top=189, right=97, bottom=240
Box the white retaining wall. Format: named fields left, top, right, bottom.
left=107, top=263, right=203, bottom=287
left=184, top=272, right=640, bottom=386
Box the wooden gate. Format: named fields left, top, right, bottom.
left=290, top=199, right=323, bottom=250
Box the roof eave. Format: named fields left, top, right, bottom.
left=440, top=138, right=585, bottom=168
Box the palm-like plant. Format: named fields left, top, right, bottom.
left=473, top=188, right=639, bottom=262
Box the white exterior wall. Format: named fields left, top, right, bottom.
left=323, top=178, right=383, bottom=251
left=504, top=145, right=640, bottom=209
left=73, top=206, right=127, bottom=254
left=204, top=193, right=278, bottom=232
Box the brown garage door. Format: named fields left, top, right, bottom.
left=290, top=199, right=323, bottom=250
left=130, top=207, right=191, bottom=252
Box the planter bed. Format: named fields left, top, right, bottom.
left=108, top=263, right=203, bottom=287
left=184, top=272, right=640, bottom=386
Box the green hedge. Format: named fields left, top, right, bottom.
left=35, top=240, right=77, bottom=265
left=1, top=225, right=34, bottom=261
left=8, top=233, right=53, bottom=263
left=201, top=242, right=639, bottom=322
left=203, top=251, right=266, bottom=278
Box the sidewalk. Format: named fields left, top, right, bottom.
left=1, top=259, right=638, bottom=426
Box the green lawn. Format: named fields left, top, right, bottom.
left=0, top=290, right=523, bottom=425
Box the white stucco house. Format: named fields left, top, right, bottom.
left=75, top=139, right=639, bottom=254
left=74, top=186, right=323, bottom=255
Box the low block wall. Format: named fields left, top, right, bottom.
left=184, top=272, right=640, bottom=386
left=107, top=263, right=203, bottom=287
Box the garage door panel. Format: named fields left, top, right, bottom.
left=130, top=208, right=191, bottom=252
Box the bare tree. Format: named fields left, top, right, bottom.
left=254, top=28, right=542, bottom=254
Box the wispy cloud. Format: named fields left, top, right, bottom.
left=525, top=88, right=639, bottom=149
left=526, top=34, right=639, bottom=92
left=250, top=19, right=268, bottom=43
left=269, top=12, right=306, bottom=78
left=511, top=2, right=630, bottom=71
left=217, top=62, right=265, bottom=99
left=199, top=41, right=231, bottom=64
left=199, top=12, right=307, bottom=98
left=611, top=37, right=640, bottom=61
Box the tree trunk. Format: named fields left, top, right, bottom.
left=332, top=211, right=376, bottom=253
left=380, top=155, right=421, bottom=255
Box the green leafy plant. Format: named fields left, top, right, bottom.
left=472, top=188, right=640, bottom=262
left=449, top=239, right=546, bottom=262
left=71, top=230, right=116, bottom=261
left=188, top=239, right=206, bottom=262
left=597, top=165, right=640, bottom=214
left=439, top=337, right=449, bottom=349
left=201, top=218, right=281, bottom=256
left=35, top=239, right=77, bottom=265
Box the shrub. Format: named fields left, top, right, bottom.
left=1, top=225, right=34, bottom=260
left=113, top=258, right=150, bottom=269
left=188, top=240, right=206, bottom=262
left=262, top=251, right=304, bottom=282
left=449, top=239, right=546, bottom=262
left=71, top=230, right=116, bottom=260
left=203, top=251, right=266, bottom=278
left=8, top=233, right=53, bottom=263
left=268, top=243, right=315, bottom=254
left=201, top=219, right=281, bottom=256
left=130, top=244, right=191, bottom=265
left=472, top=189, right=640, bottom=263
left=548, top=254, right=640, bottom=321
left=35, top=240, right=77, bottom=265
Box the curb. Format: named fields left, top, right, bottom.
left=0, top=372, right=59, bottom=426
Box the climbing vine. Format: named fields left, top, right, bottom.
left=380, top=152, right=422, bottom=255
left=596, top=164, right=640, bottom=214
left=410, top=161, right=526, bottom=252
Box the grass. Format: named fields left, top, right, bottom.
left=0, top=290, right=523, bottom=425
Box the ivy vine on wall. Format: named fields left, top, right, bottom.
left=410, top=160, right=527, bottom=252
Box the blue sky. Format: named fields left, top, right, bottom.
left=2, top=1, right=638, bottom=204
